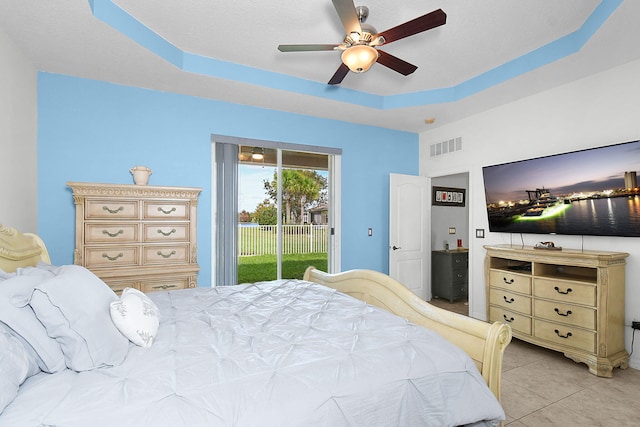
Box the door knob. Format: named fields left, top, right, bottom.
left=392, top=245, right=402, bottom=250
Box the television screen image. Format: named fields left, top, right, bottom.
left=482, top=140, right=640, bottom=237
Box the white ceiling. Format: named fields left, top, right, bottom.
left=1, top=0, right=638, bottom=132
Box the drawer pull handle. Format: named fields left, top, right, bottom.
left=503, top=314, right=515, bottom=323
left=554, top=329, right=573, bottom=339
left=554, top=308, right=573, bottom=317
left=502, top=277, right=515, bottom=284
left=153, top=284, right=176, bottom=290
left=554, top=286, right=573, bottom=295
left=103, top=206, right=124, bottom=214
left=157, top=228, right=177, bottom=237
left=102, top=252, right=124, bottom=261
left=102, top=229, right=124, bottom=238
left=157, top=250, right=177, bottom=259
left=503, top=296, right=514, bottom=303
left=157, top=207, right=177, bottom=215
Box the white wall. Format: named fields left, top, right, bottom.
left=420, top=59, right=640, bottom=369
left=0, top=28, right=38, bottom=232
left=431, top=173, right=469, bottom=251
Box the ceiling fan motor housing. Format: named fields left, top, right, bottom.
left=356, top=6, right=369, bottom=21
left=344, top=31, right=374, bottom=46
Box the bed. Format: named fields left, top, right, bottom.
left=0, top=225, right=511, bottom=426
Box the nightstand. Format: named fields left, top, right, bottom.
left=431, top=249, right=468, bottom=303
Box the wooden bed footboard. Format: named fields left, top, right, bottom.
left=303, top=267, right=512, bottom=401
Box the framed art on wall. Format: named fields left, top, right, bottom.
left=432, top=186, right=466, bottom=207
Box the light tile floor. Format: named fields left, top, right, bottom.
left=428, top=298, right=640, bottom=426
left=429, top=297, right=468, bottom=315
left=501, top=339, right=640, bottom=426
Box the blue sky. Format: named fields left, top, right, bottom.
left=239, top=164, right=275, bottom=212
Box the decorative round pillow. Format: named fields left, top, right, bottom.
left=110, top=288, right=160, bottom=348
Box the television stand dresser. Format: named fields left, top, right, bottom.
left=484, top=244, right=629, bottom=377
left=68, top=182, right=201, bottom=294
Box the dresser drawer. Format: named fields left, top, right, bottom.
left=534, top=319, right=596, bottom=353
left=144, top=201, right=189, bottom=220
left=84, top=246, right=138, bottom=268
left=86, top=200, right=138, bottom=219
left=451, top=268, right=468, bottom=285
left=103, top=279, right=138, bottom=296
left=534, top=300, right=596, bottom=330
left=85, top=223, right=138, bottom=243
left=490, top=288, right=532, bottom=315
left=140, top=277, right=190, bottom=293
left=143, top=244, right=189, bottom=264
left=450, top=252, right=468, bottom=266
left=489, top=270, right=531, bottom=294
left=144, top=224, right=189, bottom=242
left=489, top=306, right=532, bottom=335
left=533, top=278, right=596, bottom=306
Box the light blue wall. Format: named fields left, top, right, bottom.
left=37, top=73, right=418, bottom=285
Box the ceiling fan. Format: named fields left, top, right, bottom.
left=277, top=0, right=446, bottom=85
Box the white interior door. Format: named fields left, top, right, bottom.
left=389, top=173, right=430, bottom=299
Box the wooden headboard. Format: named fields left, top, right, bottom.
left=0, top=225, right=51, bottom=272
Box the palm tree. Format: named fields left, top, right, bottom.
left=264, top=169, right=324, bottom=223
left=297, top=171, right=320, bottom=224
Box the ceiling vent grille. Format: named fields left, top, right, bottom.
left=429, top=137, right=462, bottom=157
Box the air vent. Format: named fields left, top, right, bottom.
left=430, top=137, right=462, bottom=157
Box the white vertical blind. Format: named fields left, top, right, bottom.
left=214, top=143, right=239, bottom=285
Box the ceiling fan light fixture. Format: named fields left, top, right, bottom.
left=251, top=147, right=264, bottom=160
left=341, top=45, right=378, bottom=73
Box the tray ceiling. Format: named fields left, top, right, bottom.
left=1, top=0, right=638, bottom=132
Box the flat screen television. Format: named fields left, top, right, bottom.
left=482, top=139, right=640, bottom=237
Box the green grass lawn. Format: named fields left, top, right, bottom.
left=237, top=252, right=328, bottom=283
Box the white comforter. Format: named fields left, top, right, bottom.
left=1, top=280, right=505, bottom=426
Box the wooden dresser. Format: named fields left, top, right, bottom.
left=484, top=244, right=628, bottom=377
left=68, top=182, right=202, bottom=294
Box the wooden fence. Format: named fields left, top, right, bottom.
left=238, top=224, right=329, bottom=256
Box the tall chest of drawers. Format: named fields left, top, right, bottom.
left=484, top=244, right=629, bottom=377
left=431, top=249, right=468, bottom=303
left=68, top=182, right=202, bottom=293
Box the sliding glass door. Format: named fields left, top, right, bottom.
left=213, top=137, right=340, bottom=286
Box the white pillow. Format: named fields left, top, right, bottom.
left=110, top=288, right=160, bottom=348
left=0, top=268, right=15, bottom=281
left=0, top=323, right=39, bottom=413
left=28, top=265, right=130, bottom=371
left=16, top=262, right=60, bottom=279
left=0, top=275, right=66, bottom=373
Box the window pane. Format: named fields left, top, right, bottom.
left=237, top=146, right=329, bottom=282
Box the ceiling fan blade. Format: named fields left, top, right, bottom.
left=331, top=0, right=362, bottom=36
left=376, top=9, right=446, bottom=45
left=328, top=63, right=350, bottom=85
left=278, top=44, right=340, bottom=52
left=376, top=50, right=417, bottom=76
